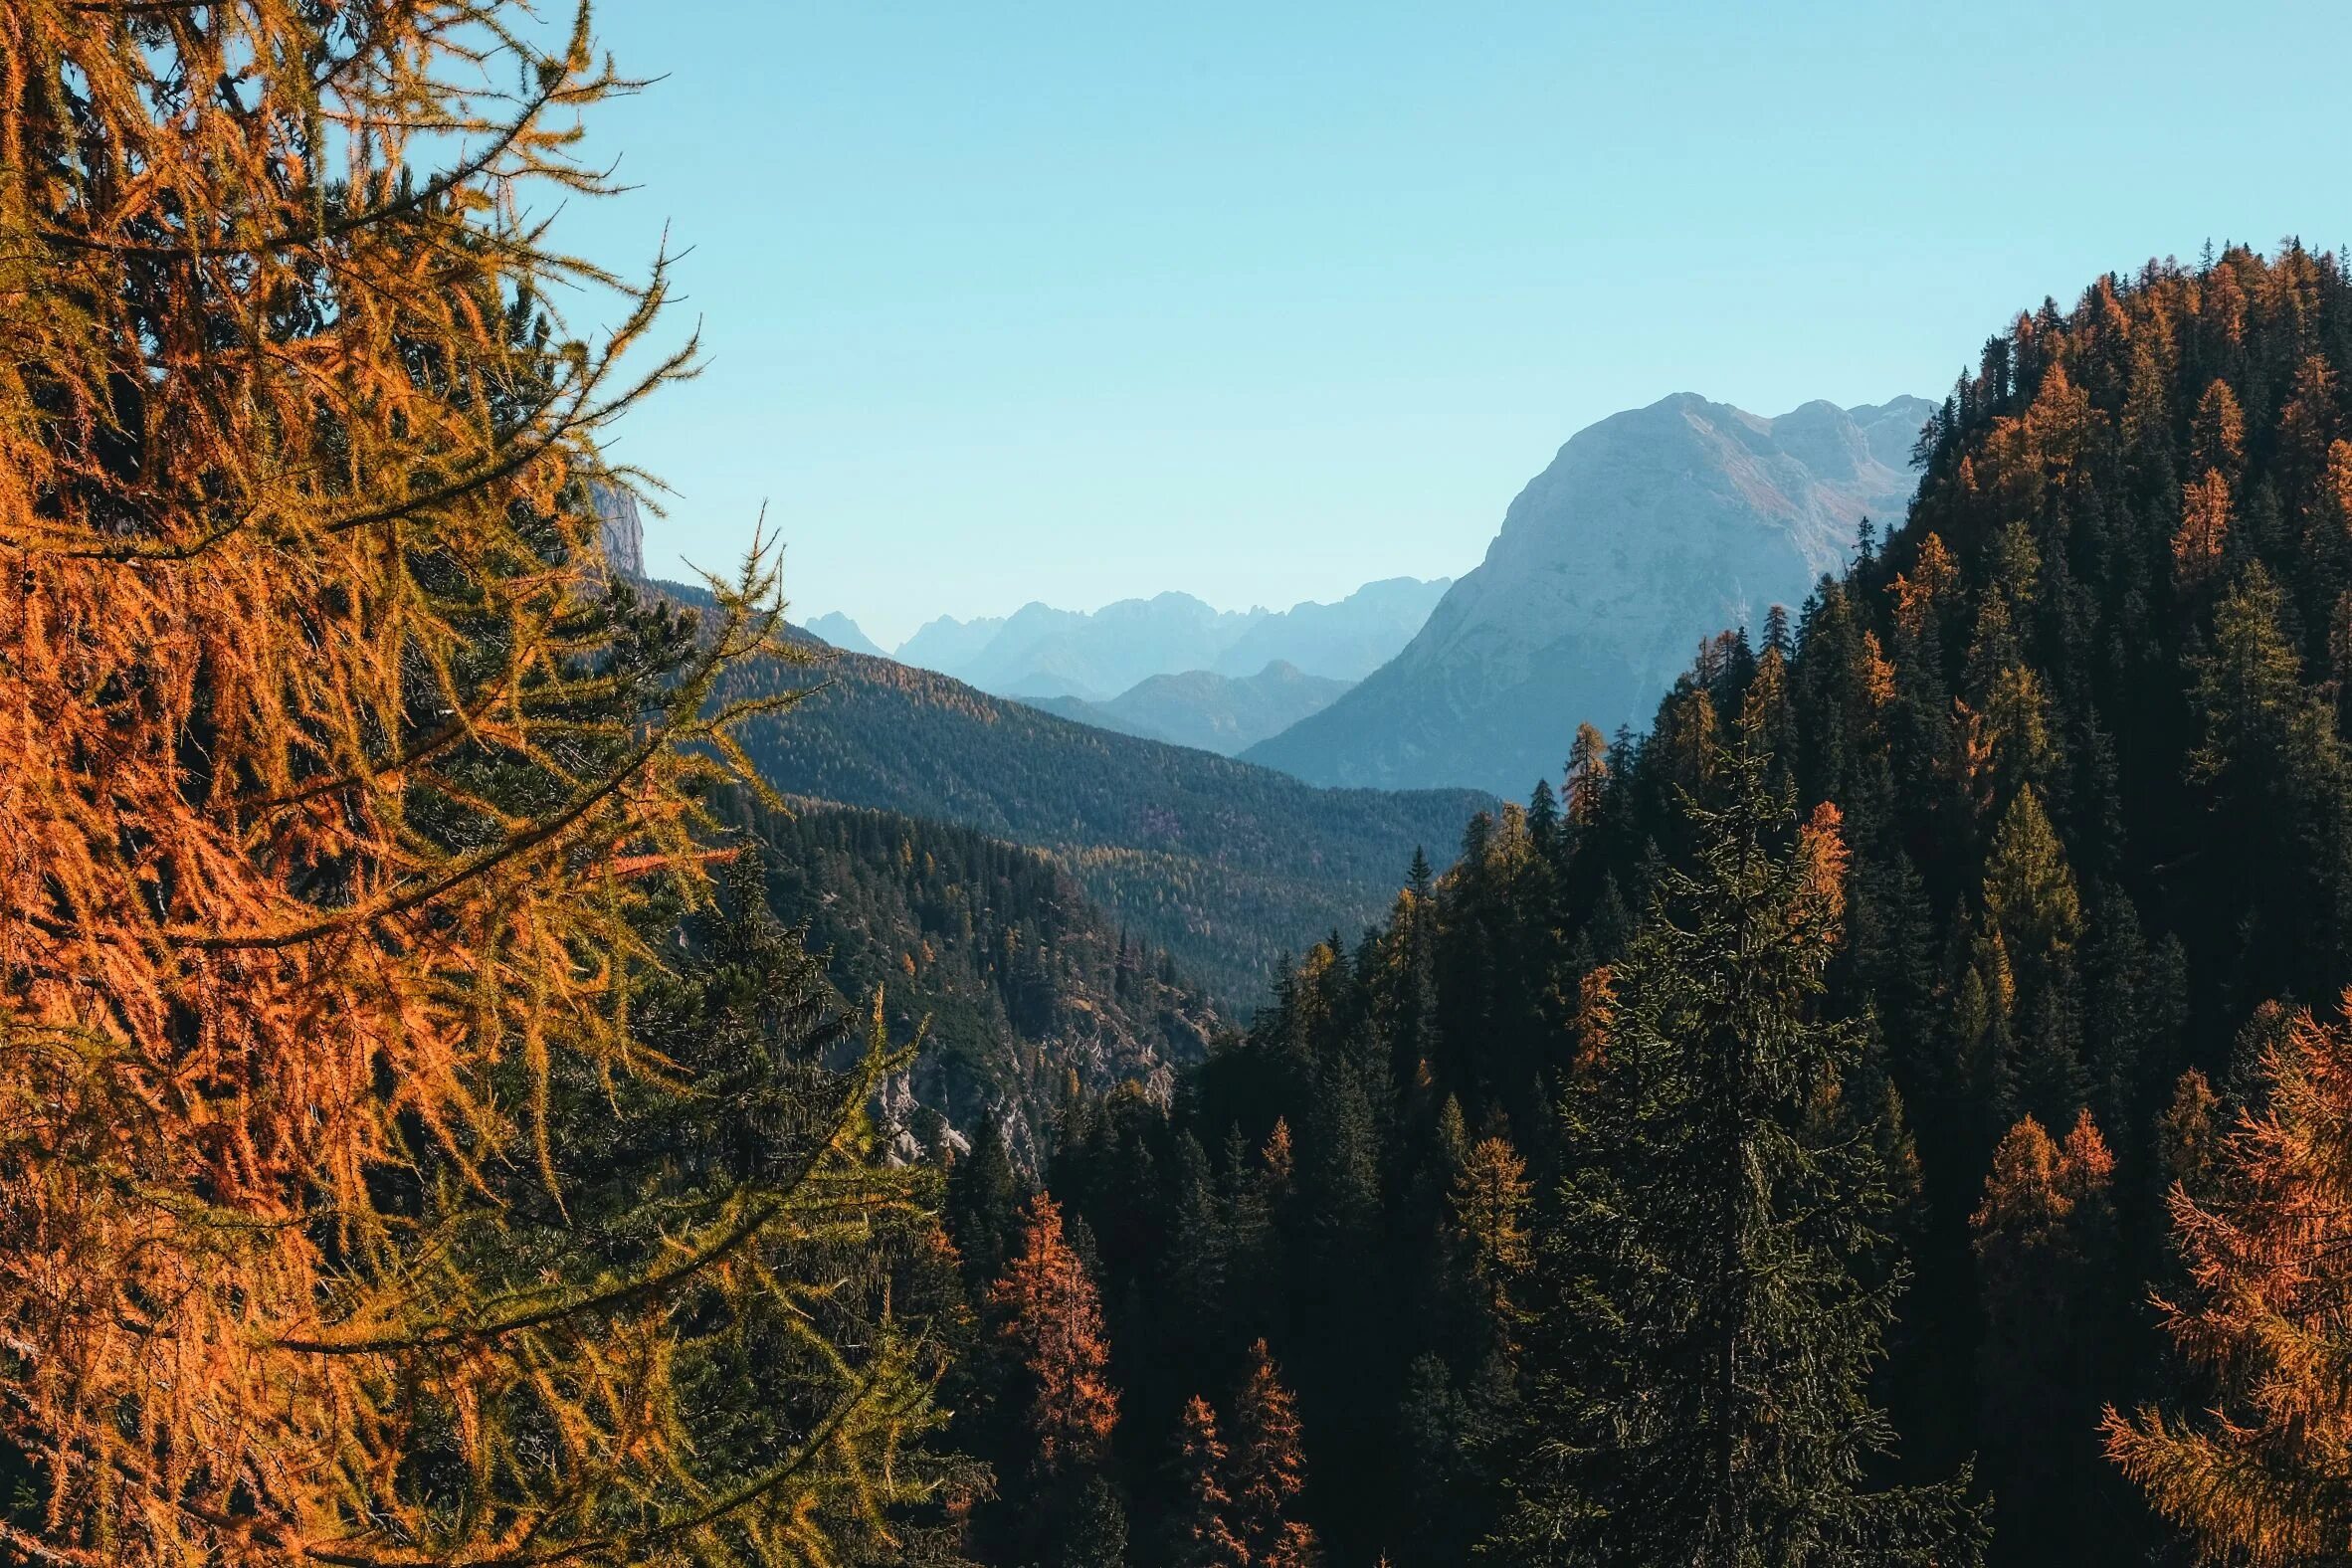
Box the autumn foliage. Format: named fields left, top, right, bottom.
left=2104, top=993, right=2352, bottom=1564
left=0, top=3, right=946, bottom=1564
left=1170, top=1341, right=1318, bottom=1568
left=990, top=1193, right=1121, bottom=1470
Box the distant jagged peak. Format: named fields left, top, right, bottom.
left=802, top=612, right=884, bottom=658
left=890, top=574, right=1456, bottom=695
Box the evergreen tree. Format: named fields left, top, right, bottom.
left=1451, top=1134, right=1536, bottom=1334
left=1971, top=1112, right=2124, bottom=1560
left=992, top=1193, right=1121, bottom=1470
left=1491, top=726, right=1986, bottom=1566
left=948, top=1113, right=1032, bottom=1290
left=1567, top=722, right=1613, bottom=828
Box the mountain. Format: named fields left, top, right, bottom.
left=717, top=792, right=1217, bottom=1164
left=896, top=611, right=1008, bottom=673
left=1019, top=662, right=1352, bottom=754
left=1091, top=661, right=1352, bottom=754
left=1014, top=250, right=2352, bottom=1568
left=678, top=594, right=1490, bottom=1002
left=953, top=593, right=1258, bottom=700
left=1019, top=691, right=1164, bottom=741
left=1210, top=576, right=1454, bottom=681
left=802, top=611, right=885, bottom=657
left=891, top=577, right=1451, bottom=698
left=1243, top=394, right=1932, bottom=796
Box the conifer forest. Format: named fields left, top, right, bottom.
left=6, top=3, right=2352, bottom=1566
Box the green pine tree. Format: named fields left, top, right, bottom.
left=1489, top=723, right=1987, bottom=1567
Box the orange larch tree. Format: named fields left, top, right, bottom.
left=989, top=1191, right=1121, bottom=1471
left=1229, top=1339, right=1320, bottom=1568
left=1171, top=1395, right=1249, bottom=1568
left=0, top=3, right=955, bottom=1565
left=2104, top=993, right=2352, bottom=1564
left=1973, top=1110, right=2121, bottom=1555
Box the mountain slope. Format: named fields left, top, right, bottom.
left=1244, top=394, right=1930, bottom=795
left=719, top=792, right=1217, bottom=1163
left=1090, top=661, right=1351, bottom=754
left=684, top=599, right=1491, bottom=1001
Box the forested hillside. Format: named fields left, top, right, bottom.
left=930, top=244, right=2352, bottom=1566
left=668, top=602, right=1492, bottom=1001
left=719, top=792, right=1219, bottom=1162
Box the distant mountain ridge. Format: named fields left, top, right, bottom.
left=1033, top=661, right=1352, bottom=756
left=893, top=576, right=1452, bottom=701
left=657, top=580, right=1490, bottom=1003
left=1243, top=394, right=1931, bottom=796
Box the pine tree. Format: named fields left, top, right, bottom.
left=1171, top=1397, right=1249, bottom=1568
left=2190, top=379, right=2248, bottom=479
left=1451, top=1134, right=1535, bottom=1333
left=948, top=1113, right=1031, bottom=1289
left=981, top=1192, right=1128, bottom=1565
left=1491, top=723, right=1985, bottom=1566
left=1971, top=1112, right=2122, bottom=1558
left=1982, top=785, right=2084, bottom=961
left=2154, top=1069, right=2222, bottom=1197
left=1566, top=722, right=1612, bottom=828
left=2105, top=994, right=2352, bottom=1565
left=991, top=1193, right=1122, bottom=1472
left=2174, top=469, right=2234, bottom=586
left=1229, top=1340, right=1320, bottom=1568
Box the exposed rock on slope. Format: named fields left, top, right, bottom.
left=1243, top=394, right=1930, bottom=796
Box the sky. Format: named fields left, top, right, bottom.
left=548, top=0, right=2352, bottom=649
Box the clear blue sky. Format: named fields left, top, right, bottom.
left=555, top=0, right=2352, bottom=648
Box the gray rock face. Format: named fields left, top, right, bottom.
left=587, top=483, right=645, bottom=578
left=1242, top=394, right=1931, bottom=797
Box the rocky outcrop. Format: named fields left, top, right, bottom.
left=588, top=482, right=646, bottom=578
